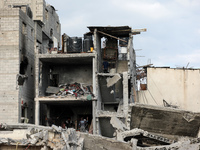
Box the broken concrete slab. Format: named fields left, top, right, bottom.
left=97, top=110, right=124, bottom=118
left=110, top=116, right=128, bottom=132
left=80, top=133, right=132, bottom=150
left=130, top=104, right=200, bottom=137
left=46, top=86, right=60, bottom=94
left=0, top=123, right=52, bottom=131
left=106, top=74, right=121, bottom=87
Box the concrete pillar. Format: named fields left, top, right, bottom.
left=18, top=86, right=22, bottom=123
left=92, top=101, right=96, bottom=134
left=35, top=100, right=40, bottom=125
left=92, top=30, right=99, bottom=135
left=123, top=72, right=129, bottom=124
left=35, top=55, right=39, bottom=98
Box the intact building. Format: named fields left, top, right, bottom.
left=0, top=0, right=61, bottom=124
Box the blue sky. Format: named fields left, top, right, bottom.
left=46, top=0, right=200, bottom=68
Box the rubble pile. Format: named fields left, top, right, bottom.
left=1, top=123, right=200, bottom=149
left=0, top=123, right=84, bottom=150
left=46, top=82, right=93, bottom=100
left=109, top=116, right=200, bottom=150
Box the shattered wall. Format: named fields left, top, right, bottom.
left=138, top=68, right=200, bottom=112
left=128, top=35, right=137, bottom=103
left=18, top=8, right=35, bottom=124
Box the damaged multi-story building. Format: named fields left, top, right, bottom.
left=0, top=0, right=145, bottom=133
left=2, top=0, right=200, bottom=149
left=0, top=0, right=61, bottom=124
left=34, top=26, right=146, bottom=136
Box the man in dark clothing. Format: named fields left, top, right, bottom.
left=103, top=61, right=109, bottom=73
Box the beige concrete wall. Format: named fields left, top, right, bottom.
left=0, top=8, right=20, bottom=124
left=138, top=68, right=200, bottom=112
left=0, top=8, right=36, bottom=124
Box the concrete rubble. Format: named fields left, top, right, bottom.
left=1, top=122, right=200, bottom=150
left=0, top=123, right=84, bottom=150
left=0, top=0, right=200, bottom=149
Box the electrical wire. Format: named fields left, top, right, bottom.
left=147, top=89, right=158, bottom=105
left=141, top=91, right=146, bottom=104
left=148, top=74, right=164, bottom=98
left=143, top=91, right=148, bottom=104
left=141, top=90, right=148, bottom=104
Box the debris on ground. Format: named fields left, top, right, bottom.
left=1, top=123, right=200, bottom=150
left=0, top=123, right=84, bottom=150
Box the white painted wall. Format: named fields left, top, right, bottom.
left=138, top=68, right=200, bottom=112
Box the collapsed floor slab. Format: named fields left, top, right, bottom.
left=130, top=103, right=200, bottom=137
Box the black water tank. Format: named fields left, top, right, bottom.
left=83, top=35, right=93, bottom=52
left=119, top=37, right=129, bottom=47
left=67, top=37, right=82, bottom=53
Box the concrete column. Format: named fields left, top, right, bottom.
left=123, top=72, right=129, bottom=124
left=35, top=55, right=39, bottom=98
left=92, top=101, right=96, bottom=134
left=92, top=56, right=97, bottom=134
left=92, top=29, right=98, bottom=134
left=18, top=86, right=22, bottom=123
left=35, top=100, right=40, bottom=125
left=93, top=57, right=97, bottom=98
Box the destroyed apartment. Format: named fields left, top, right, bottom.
left=1, top=0, right=200, bottom=149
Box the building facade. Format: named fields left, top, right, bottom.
left=0, top=0, right=60, bottom=124
left=137, top=67, right=200, bottom=112
left=34, top=26, right=145, bottom=137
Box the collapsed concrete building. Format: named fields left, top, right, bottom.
left=35, top=26, right=146, bottom=135
left=1, top=0, right=200, bottom=149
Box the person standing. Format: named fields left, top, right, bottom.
left=79, top=117, right=86, bottom=132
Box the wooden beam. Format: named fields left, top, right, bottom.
left=131, top=28, right=147, bottom=34
left=97, top=30, right=128, bottom=43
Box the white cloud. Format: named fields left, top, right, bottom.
left=111, top=0, right=171, bottom=19
left=177, top=50, right=200, bottom=64
left=175, top=0, right=200, bottom=7
left=154, top=50, right=200, bottom=68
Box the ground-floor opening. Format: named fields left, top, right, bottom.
left=40, top=101, right=92, bottom=132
